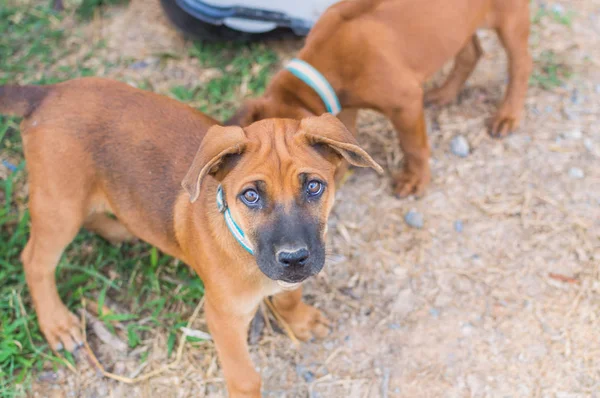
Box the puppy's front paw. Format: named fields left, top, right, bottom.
left=38, top=304, right=83, bottom=352
left=284, top=304, right=331, bottom=342
left=393, top=168, right=430, bottom=198
left=490, top=106, right=520, bottom=138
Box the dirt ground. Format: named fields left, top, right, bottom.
left=29, top=0, right=599, bottom=397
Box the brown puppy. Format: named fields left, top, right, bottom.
left=228, top=0, right=532, bottom=197
left=0, top=77, right=382, bottom=397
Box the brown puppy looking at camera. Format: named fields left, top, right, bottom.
left=228, top=0, right=532, bottom=197
left=0, top=77, right=382, bottom=397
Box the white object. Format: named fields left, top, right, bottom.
left=178, top=0, right=340, bottom=34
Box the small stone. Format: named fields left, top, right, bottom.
left=583, top=138, right=594, bottom=152
left=323, top=341, right=335, bottom=350
left=392, top=288, right=418, bottom=317
left=595, top=84, right=600, bottom=94
left=563, top=129, right=582, bottom=140
left=450, top=135, right=470, bottom=157
left=551, top=3, right=565, bottom=14
left=461, top=322, right=474, bottom=336
left=545, top=105, right=553, bottom=113
left=295, top=365, right=316, bottom=383
left=404, top=210, right=424, bottom=229
left=568, top=167, right=584, bottom=179
left=571, top=89, right=581, bottom=104
left=454, top=220, right=464, bottom=233
left=37, top=371, right=59, bottom=383
left=388, top=323, right=401, bottom=330
left=429, top=308, right=440, bottom=318
left=129, top=60, right=149, bottom=70
left=563, top=108, right=578, bottom=120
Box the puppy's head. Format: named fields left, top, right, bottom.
left=182, top=114, right=382, bottom=285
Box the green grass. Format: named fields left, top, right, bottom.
left=528, top=3, right=575, bottom=91
left=172, top=41, right=278, bottom=120
left=532, top=5, right=575, bottom=28
left=0, top=1, right=277, bottom=396
left=530, top=49, right=572, bottom=90
left=75, top=0, right=129, bottom=20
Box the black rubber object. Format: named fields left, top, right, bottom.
left=159, top=0, right=296, bottom=42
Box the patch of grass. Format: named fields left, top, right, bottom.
left=0, top=4, right=64, bottom=84
left=530, top=49, right=572, bottom=90
left=76, top=0, right=129, bottom=20
left=532, top=5, right=575, bottom=27
left=0, top=2, right=207, bottom=396
left=184, top=42, right=279, bottom=120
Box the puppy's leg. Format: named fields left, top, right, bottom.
left=205, top=296, right=261, bottom=397
left=271, top=287, right=330, bottom=341
left=84, top=213, right=134, bottom=245
left=425, top=35, right=483, bottom=106
left=491, top=3, right=532, bottom=137
left=22, top=197, right=84, bottom=352
left=333, top=108, right=359, bottom=187
left=381, top=85, right=431, bottom=197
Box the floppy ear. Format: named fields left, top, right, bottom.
left=225, top=99, right=263, bottom=127
left=299, top=113, right=383, bottom=174
left=182, top=125, right=248, bottom=203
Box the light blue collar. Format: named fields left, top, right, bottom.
left=216, top=185, right=254, bottom=255
left=285, top=58, right=342, bottom=115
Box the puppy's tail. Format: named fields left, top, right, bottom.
left=0, top=85, right=50, bottom=117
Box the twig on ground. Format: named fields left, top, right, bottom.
left=263, top=298, right=300, bottom=346
left=548, top=273, right=580, bottom=285
left=81, top=297, right=205, bottom=384
left=260, top=301, right=274, bottom=335
left=315, top=346, right=344, bottom=375
left=82, top=309, right=128, bottom=352
left=381, top=368, right=391, bottom=398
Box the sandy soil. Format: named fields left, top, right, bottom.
left=29, top=0, right=599, bottom=397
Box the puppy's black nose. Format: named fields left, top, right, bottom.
left=277, top=248, right=309, bottom=267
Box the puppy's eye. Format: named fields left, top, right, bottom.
left=306, top=180, right=324, bottom=197
left=241, top=189, right=260, bottom=206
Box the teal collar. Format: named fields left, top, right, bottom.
left=216, top=185, right=254, bottom=255
left=285, top=58, right=342, bottom=115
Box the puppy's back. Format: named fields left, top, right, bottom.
left=3, top=77, right=219, bottom=249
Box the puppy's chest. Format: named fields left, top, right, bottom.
left=237, top=276, right=283, bottom=314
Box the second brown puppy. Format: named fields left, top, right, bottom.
left=229, top=0, right=532, bottom=197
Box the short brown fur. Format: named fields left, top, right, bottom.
left=228, top=0, right=532, bottom=197
left=1, top=77, right=381, bottom=397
